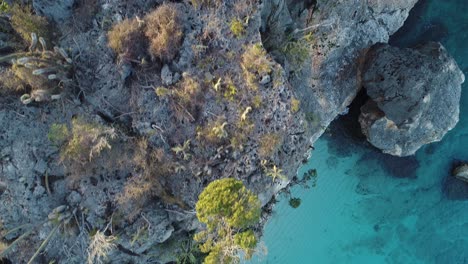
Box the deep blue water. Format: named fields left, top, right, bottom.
left=249, top=0, right=468, bottom=263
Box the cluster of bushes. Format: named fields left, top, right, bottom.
left=107, top=3, right=184, bottom=62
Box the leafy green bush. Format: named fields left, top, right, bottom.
left=194, top=178, right=261, bottom=264
left=59, top=118, right=116, bottom=164
left=289, top=198, right=301, bottom=208
left=230, top=19, right=245, bottom=38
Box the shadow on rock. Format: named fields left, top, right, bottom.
left=325, top=89, right=369, bottom=158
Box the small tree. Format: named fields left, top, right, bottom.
left=194, top=178, right=261, bottom=264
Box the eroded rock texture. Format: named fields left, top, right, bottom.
left=360, top=42, right=465, bottom=156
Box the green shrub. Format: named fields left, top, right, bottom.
left=194, top=178, right=260, bottom=264
left=291, top=97, right=300, bottom=113
left=60, top=118, right=116, bottom=164
left=223, top=82, right=237, bottom=101
left=48, top=123, right=69, bottom=146
left=0, top=1, right=9, bottom=13
left=230, top=19, right=245, bottom=38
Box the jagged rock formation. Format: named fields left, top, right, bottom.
left=261, top=0, right=419, bottom=143
left=359, top=42, right=464, bottom=156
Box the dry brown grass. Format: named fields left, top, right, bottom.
left=115, top=175, right=152, bottom=221
left=87, top=230, right=116, bottom=264
left=197, top=118, right=229, bottom=145
left=258, top=133, right=281, bottom=157
left=60, top=118, right=116, bottom=165
left=11, top=63, right=50, bottom=91
left=144, top=3, right=183, bottom=61
left=175, top=76, right=202, bottom=106
left=107, top=18, right=146, bottom=60
left=0, top=70, right=24, bottom=96
left=242, top=43, right=272, bottom=76
left=241, top=43, right=272, bottom=89
left=116, top=138, right=188, bottom=214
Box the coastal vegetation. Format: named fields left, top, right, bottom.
left=194, top=178, right=261, bottom=264
left=0, top=0, right=312, bottom=262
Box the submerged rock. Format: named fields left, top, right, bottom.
left=443, top=161, right=468, bottom=200
left=359, top=42, right=465, bottom=156
left=453, top=164, right=468, bottom=183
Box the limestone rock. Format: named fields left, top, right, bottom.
left=261, top=0, right=419, bottom=143
left=359, top=42, right=465, bottom=156
left=161, top=64, right=173, bottom=86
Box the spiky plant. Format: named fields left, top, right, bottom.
left=0, top=32, right=73, bottom=104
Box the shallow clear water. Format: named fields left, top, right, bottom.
left=249, top=1, right=468, bottom=263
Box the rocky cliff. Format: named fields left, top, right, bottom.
left=0, top=0, right=448, bottom=263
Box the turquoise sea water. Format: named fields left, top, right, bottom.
left=249, top=1, right=468, bottom=263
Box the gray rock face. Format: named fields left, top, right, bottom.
left=161, top=64, right=173, bottom=86
left=360, top=42, right=465, bottom=156
left=261, top=0, right=419, bottom=143
left=453, top=164, right=468, bottom=183
left=33, top=0, right=75, bottom=23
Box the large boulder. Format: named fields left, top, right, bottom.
left=359, top=42, right=465, bottom=156
left=261, top=0, right=419, bottom=143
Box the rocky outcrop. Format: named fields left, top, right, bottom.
left=261, top=0, right=419, bottom=143
left=453, top=164, right=468, bottom=183
left=0, top=0, right=426, bottom=263
left=359, top=42, right=464, bottom=156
